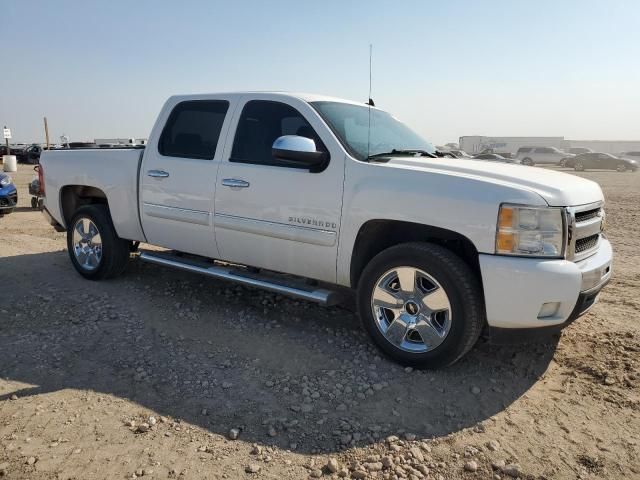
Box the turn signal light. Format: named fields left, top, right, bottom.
left=496, top=231, right=515, bottom=251
left=498, top=206, right=514, bottom=229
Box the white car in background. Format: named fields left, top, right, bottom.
left=448, top=149, right=473, bottom=159
left=472, top=153, right=518, bottom=164
left=515, top=146, right=573, bottom=166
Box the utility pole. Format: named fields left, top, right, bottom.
left=44, top=117, right=50, bottom=149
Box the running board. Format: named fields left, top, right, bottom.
left=139, top=251, right=340, bottom=306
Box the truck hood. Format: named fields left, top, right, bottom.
left=385, top=157, right=604, bottom=207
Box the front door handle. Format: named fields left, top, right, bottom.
left=222, top=178, right=250, bottom=188
left=147, top=170, right=170, bottom=178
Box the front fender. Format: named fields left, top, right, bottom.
left=336, top=159, right=546, bottom=286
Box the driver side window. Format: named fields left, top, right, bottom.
left=230, top=100, right=327, bottom=168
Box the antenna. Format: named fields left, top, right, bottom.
left=367, top=44, right=373, bottom=160
left=368, top=44, right=373, bottom=105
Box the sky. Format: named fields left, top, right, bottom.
left=1, top=0, right=639, bottom=145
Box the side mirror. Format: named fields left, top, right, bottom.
left=272, top=135, right=327, bottom=169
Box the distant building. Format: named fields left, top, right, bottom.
left=94, top=138, right=147, bottom=146
left=459, top=136, right=640, bottom=155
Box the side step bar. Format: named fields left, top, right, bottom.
left=139, top=251, right=340, bottom=306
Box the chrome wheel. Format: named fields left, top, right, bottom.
left=616, top=164, right=627, bottom=172
left=371, top=267, right=452, bottom=353
left=72, top=217, right=103, bottom=271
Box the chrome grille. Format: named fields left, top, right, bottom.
left=575, top=234, right=599, bottom=253
left=566, top=202, right=603, bottom=261
left=575, top=208, right=600, bottom=223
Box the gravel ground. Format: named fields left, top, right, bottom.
left=0, top=164, right=638, bottom=480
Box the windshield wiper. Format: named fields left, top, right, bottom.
left=367, top=149, right=437, bottom=161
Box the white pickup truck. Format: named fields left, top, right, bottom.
left=39, top=92, right=612, bottom=367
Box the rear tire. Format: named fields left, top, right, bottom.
left=357, top=242, right=484, bottom=368
left=67, top=205, right=130, bottom=280
left=522, top=157, right=534, bottom=166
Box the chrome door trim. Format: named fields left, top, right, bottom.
left=143, top=202, right=211, bottom=226
left=214, top=213, right=336, bottom=247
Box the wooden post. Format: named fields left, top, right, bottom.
left=44, top=117, right=50, bottom=150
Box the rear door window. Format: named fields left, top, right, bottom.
left=159, top=100, right=230, bottom=160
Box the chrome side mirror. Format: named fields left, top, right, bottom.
left=272, top=135, right=327, bottom=170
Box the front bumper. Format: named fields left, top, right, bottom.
left=479, top=238, right=612, bottom=330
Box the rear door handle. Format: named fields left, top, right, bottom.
left=147, top=170, right=169, bottom=178
left=222, top=178, right=250, bottom=188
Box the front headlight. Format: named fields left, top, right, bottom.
left=495, top=204, right=565, bottom=258
left=0, top=175, right=13, bottom=187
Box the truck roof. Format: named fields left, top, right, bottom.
left=167, top=91, right=372, bottom=108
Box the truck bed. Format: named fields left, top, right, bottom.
left=40, top=148, right=146, bottom=241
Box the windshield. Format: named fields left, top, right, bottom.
left=310, top=101, right=435, bottom=160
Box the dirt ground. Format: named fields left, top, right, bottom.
left=0, top=163, right=638, bottom=480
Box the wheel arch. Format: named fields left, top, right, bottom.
left=60, top=184, right=109, bottom=227
left=350, top=219, right=483, bottom=291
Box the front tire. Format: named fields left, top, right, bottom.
left=67, top=205, right=130, bottom=280
left=574, top=161, right=585, bottom=171
left=616, top=163, right=627, bottom=172
left=357, top=242, right=484, bottom=368
left=522, top=157, right=534, bottom=166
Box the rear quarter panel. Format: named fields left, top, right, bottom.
left=40, top=149, right=145, bottom=241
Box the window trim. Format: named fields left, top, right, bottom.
left=229, top=99, right=330, bottom=171
left=158, top=99, right=230, bottom=161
